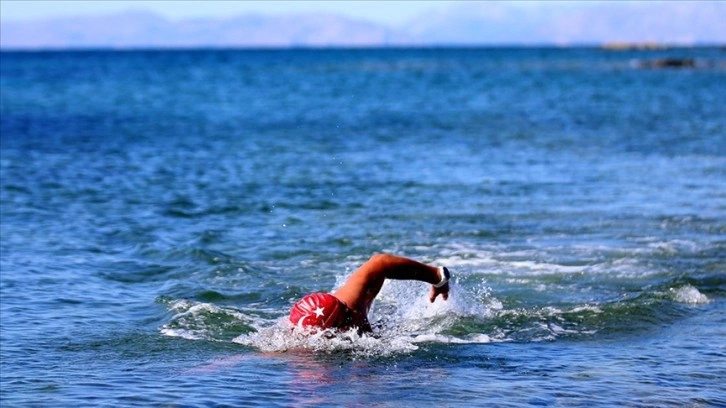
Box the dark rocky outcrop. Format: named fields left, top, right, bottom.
left=639, top=58, right=697, bottom=69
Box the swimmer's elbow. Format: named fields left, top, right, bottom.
left=368, top=253, right=395, bottom=264
left=359, top=253, right=397, bottom=280
left=367, top=253, right=404, bottom=270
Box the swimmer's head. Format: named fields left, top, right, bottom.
left=289, top=293, right=345, bottom=329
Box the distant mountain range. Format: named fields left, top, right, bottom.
left=1, top=1, right=724, bottom=49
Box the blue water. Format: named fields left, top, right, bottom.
left=1, top=48, right=725, bottom=407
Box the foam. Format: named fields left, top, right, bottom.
left=571, top=305, right=603, bottom=313
left=162, top=245, right=663, bottom=353
left=233, top=315, right=501, bottom=357
left=160, top=299, right=260, bottom=341
left=160, top=271, right=505, bottom=355
left=160, top=327, right=205, bottom=340
left=233, top=321, right=420, bottom=357
left=231, top=278, right=505, bottom=356
left=411, top=333, right=493, bottom=344
left=431, top=240, right=713, bottom=281
left=670, top=285, right=710, bottom=304
left=647, top=239, right=700, bottom=255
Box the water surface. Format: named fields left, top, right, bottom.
left=1, top=47, right=725, bottom=406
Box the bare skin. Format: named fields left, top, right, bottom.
left=332, top=254, right=450, bottom=332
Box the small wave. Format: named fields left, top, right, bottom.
left=159, top=299, right=260, bottom=341
left=98, top=262, right=178, bottom=283
left=430, top=242, right=656, bottom=279
left=159, top=264, right=713, bottom=355
left=161, top=274, right=610, bottom=354
left=411, top=333, right=493, bottom=344
left=669, top=285, right=710, bottom=304
left=647, top=239, right=701, bottom=255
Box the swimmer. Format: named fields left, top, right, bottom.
left=289, top=254, right=451, bottom=333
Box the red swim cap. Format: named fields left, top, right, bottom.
left=289, top=293, right=345, bottom=329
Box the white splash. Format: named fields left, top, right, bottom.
left=670, top=285, right=709, bottom=304
left=231, top=277, right=503, bottom=356
left=233, top=320, right=420, bottom=357
left=159, top=299, right=260, bottom=341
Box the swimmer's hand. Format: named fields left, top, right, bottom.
left=429, top=282, right=449, bottom=302
left=429, top=266, right=450, bottom=302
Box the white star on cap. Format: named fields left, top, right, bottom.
left=314, top=306, right=325, bottom=317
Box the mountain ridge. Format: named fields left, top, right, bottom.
left=1, top=2, right=724, bottom=49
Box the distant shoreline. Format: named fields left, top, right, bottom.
left=1, top=44, right=725, bottom=53
left=2, top=2, right=724, bottom=51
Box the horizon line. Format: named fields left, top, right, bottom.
left=2, top=43, right=724, bottom=52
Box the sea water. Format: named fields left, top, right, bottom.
left=1, top=48, right=724, bottom=406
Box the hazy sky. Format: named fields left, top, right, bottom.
left=0, top=0, right=460, bottom=25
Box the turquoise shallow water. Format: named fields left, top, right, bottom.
left=1, top=48, right=725, bottom=406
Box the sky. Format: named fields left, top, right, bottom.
left=4, top=1, right=719, bottom=47
left=0, top=0, right=460, bottom=26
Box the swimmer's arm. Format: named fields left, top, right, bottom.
left=365, top=254, right=450, bottom=302
left=334, top=254, right=450, bottom=312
